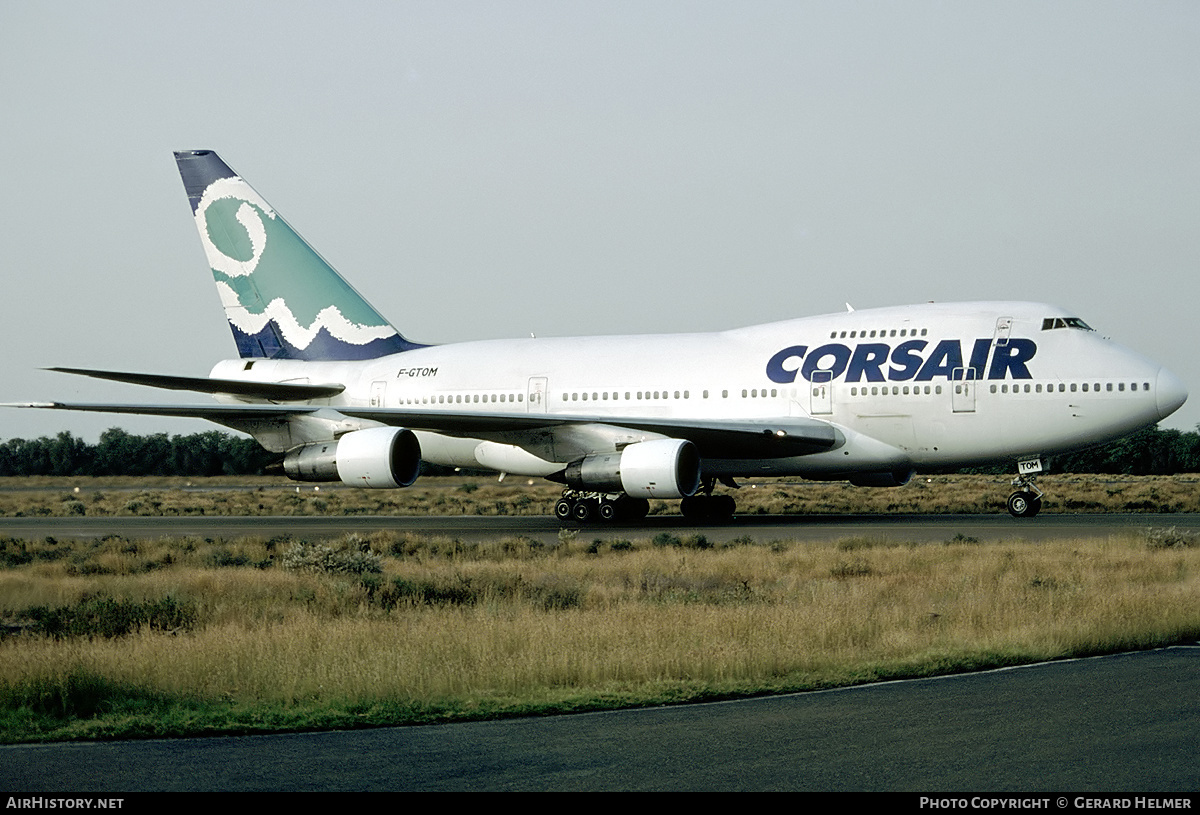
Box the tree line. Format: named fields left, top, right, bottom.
left=0, top=429, right=275, bottom=477
left=1, top=425, right=1199, bottom=479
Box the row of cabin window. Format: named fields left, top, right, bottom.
left=402, top=393, right=526, bottom=405
left=401, top=380, right=1150, bottom=407
left=849, top=385, right=944, bottom=396
left=849, top=381, right=1152, bottom=397
left=989, top=382, right=1150, bottom=394
left=829, top=328, right=929, bottom=339
left=561, top=388, right=816, bottom=401
left=563, top=390, right=696, bottom=401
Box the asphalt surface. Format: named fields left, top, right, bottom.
left=2, top=646, right=1196, bottom=791
left=1, top=512, right=1197, bottom=545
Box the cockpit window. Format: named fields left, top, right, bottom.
left=1041, top=317, right=1094, bottom=331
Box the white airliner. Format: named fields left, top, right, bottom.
left=11, top=150, right=1188, bottom=521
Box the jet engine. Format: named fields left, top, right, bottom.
left=555, top=439, right=701, bottom=499
left=848, top=469, right=914, bottom=488
left=283, top=427, right=422, bottom=489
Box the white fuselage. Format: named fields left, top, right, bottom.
left=210, top=301, right=1185, bottom=480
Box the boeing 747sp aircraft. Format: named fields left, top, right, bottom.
left=10, top=150, right=1188, bottom=520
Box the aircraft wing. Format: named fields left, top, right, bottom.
left=340, top=407, right=839, bottom=457
left=4, top=402, right=326, bottom=421
left=45, top=367, right=346, bottom=400
left=7, top=401, right=838, bottom=459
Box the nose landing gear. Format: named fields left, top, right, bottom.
left=1007, top=461, right=1044, bottom=518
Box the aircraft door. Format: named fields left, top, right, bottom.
left=527, top=377, right=548, bottom=413
left=994, top=316, right=1013, bottom=347
left=951, top=367, right=976, bottom=413
left=370, top=380, right=387, bottom=408
left=809, top=370, right=833, bottom=415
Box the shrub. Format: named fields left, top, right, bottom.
left=1143, top=526, right=1199, bottom=549
left=280, top=542, right=382, bottom=574
left=21, top=596, right=196, bottom=639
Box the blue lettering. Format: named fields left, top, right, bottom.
left=845, top=343, right=890, bottom=383
left=915, top=339, right=964, bottom=381
left=888, top=340, right=927, bottom=381
left=802, top=344, right=851, bottom=382
left=766, top=345, right=807, bottom=384
left=967, top=338, right=991, bottom=380
left=765, top=338, right=1038, bottom=384
left=988, top=338, right=1036, bottom=379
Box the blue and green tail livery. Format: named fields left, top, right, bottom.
left=175, top=150, right=422, bottom=360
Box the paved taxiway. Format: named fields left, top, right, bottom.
left=3, top=646, right=1196, bottom=791
left=1, top=512, right=1197, bottom=545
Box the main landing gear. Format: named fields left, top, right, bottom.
left=679, top=493, right=737, bottom=520
left=679, top=477, right=738, bottom=520
left=555, top=490, right=650, bottom=523
left=554, top=480, right=740, bottom=524
left=1007, top=468, right=1044, bottom=518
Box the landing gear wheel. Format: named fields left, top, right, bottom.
left=712, top=494, right=737, bottom=519
left=1007, top=491, right=1041, bottom=518
left=554, top=499, right=574, bottom=521
left=572, top=499, right=595, bottom=522
left=680, top=495, right=707, bottom=520
left=598, top=501, right=618, bottom=521
left=622, top=497, right=650, bottom=520
left=679, top=494, right=736, bottom=521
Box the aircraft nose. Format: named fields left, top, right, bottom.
left=1156, top=367, right=1188, bottom=421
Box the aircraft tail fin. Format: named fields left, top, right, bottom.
left=174, top=150, right=423, bottom=360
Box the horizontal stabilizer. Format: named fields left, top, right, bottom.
left=46, top=367, right=345, bottom=400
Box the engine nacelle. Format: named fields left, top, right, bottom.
left=283, top=427, right=422, bottom=489
left=848, top=469, right=915, bottom=488
left=559, top=439, right=701, bottom=499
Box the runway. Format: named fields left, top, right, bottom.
left=1, top=512, right=1196, bottom=545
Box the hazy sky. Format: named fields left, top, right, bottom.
left=3, top=1, right=1198, bottom=442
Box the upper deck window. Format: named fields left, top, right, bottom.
left=1041, top=317, right=1094, bottom=331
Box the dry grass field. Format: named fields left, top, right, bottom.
left=1, top=514, right=1198, bottom=742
